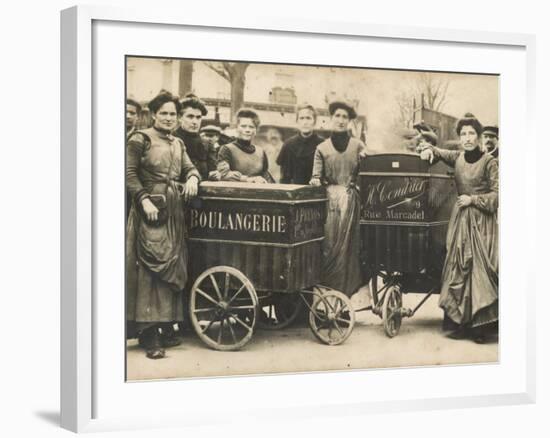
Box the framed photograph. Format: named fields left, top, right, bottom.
left=61, top=5, right=536, bottom=433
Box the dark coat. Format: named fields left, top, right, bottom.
left=173, top=127, right=217, bottom=180
left=276, top=133, right=324, bottom=184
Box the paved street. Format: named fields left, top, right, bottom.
left=127, top=290, right=498, bottom=381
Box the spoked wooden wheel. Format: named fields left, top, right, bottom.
left=190, top=266, right=258, bottom=351
left=256, top=293, right=304, bottom=330
left=382, top=285, right=402, bottom=338
left=308, top=287, right=355, bottom=345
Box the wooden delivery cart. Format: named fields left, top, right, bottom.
left=187, top=182, right=355, bottom=350
left=358, top=153, right=456, bottom=337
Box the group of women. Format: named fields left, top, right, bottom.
left=126, top=91, right=499, bottom=359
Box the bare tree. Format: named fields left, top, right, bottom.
left=394, top=91, right=416, bottom=129
left=416, top=72, right=449, bottom=112
left=393, top=73, right=450, bottom=129
left=178, top=60, right=194, bottom=97
left=204, top=61, right=250, bottom=123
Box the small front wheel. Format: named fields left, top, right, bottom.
left=308, top=287, right=355, bottom=345
left=382, top=285, right=402, bottom=338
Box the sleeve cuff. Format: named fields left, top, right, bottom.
left=134, top=189, right=149, bottom=205
left=187, top=172, right=201, bottom=183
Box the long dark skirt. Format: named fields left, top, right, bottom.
left=439, top=203, right=498, bottom=328
left=126, top=187, right=188, bottom=335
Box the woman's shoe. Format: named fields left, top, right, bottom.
left=139, top=326, right=166, bottom=359
left=161, top=325, right=183, bottom=348
left=470, top=327, right=487, bottom=344
left=447, top=327, right=467, bottom=340
left=472, top=334, right=487, bottom=344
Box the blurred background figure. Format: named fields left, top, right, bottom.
left=481, top=125, right=499, bottom=159
left=399, top=127, right=420, bottom=152
left=199, top=123, right=222, bottom=155
left=262, top=128, right=283, bottom=182
left=397, top=122, right=439, bottom=154
left=413, top=121, right=438, bottom=152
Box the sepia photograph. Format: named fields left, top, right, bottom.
left=125, top=56, right=499, bottom=381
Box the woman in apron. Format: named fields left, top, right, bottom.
left=126, top=92, right=201, bottom=359
left=310, top=101, right=367, bottom=297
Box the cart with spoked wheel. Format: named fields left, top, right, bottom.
left=186, top=182, right=356, bottom=350
left=356, top=153, right=456, bottom=337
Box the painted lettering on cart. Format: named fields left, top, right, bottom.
left=363, top=178, right=428, bottom=206
left=190, top=209, right=287, bottom=234
left=361, top=177, right=428, bottom=222
left=293, top=206, right=324, bottom=239
left=361, top=209, right=425, bottom=220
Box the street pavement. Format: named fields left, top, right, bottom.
left=127, top=290, right=498, bottom=381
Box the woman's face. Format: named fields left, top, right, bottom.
left=331, top=109, right=350, bottom=132
left=180, top=107, right=203, bottom=133
left=459, top=125, right=480, bottom=151
left=297, top=109, right=316, bottom=134
left=152, top=101, right=179, bottom=132
left=236, top=117, right=257, bottom=141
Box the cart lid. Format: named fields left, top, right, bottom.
left=197, top=181, right=327, bottom=201
left=360, top=153, right=452, bottom=177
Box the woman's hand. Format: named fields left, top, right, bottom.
left=246, top=176, right=267, bottom=184
left=359, top=149, right=368, bottom=159
left=141, top=197, right=159, bottom=222
left=182, top=176, right=199, bottom=201
left=415, top=140, right=432, bottom=153
left=208, top=170, right=221, bottom=181
left=222, top=170, right=242, bottom=181
left=457, top=195, right=472, bottom=208
left=420, top=148, right=434, bottom=163
left=309, top=178, right=321, bottom=186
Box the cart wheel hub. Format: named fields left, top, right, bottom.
left=218, top=301, right=229, bottom=311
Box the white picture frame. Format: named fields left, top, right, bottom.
left=60, top=5, right=536, bottom=433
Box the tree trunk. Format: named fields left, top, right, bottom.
left=178, top=60, right=194, bottom=98
left=230, top=74, right=246, bottom=125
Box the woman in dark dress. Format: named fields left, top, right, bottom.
left=310, top=101, right=367, bottom=297
left=421, top=113, right=498, bottom=343
left=126, top=92, right=201, bottom=359
left=277, top=104, right=324, bottom=184
left=214, top=108, right=274, bottom=183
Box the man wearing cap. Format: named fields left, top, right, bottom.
left=173, top=94, right=217, bottom=180
left=126, top=98, right=141, bottom=140
left=126, top=99, right=142, bottom=220
left=199, top=124, right=222, bottom=156
left=482, top=126, right=499, bottom=159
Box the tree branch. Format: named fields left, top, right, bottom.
left=204, top=61, right=230, bottom=81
